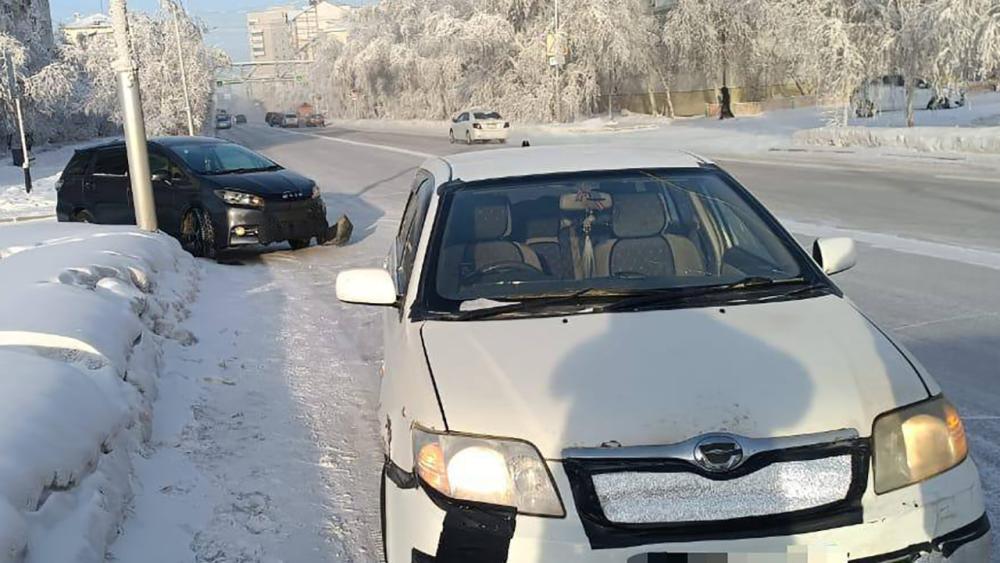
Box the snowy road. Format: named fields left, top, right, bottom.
left=114, top=123, right=999, bottom=561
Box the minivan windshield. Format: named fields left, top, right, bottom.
left=425, top=168, right=821, bottom=316
left=173, top=143, right=280, bottom=175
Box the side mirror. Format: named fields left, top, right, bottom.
left=151, top=171, right=170, bottom=184
left=813, top=237, right=857, bottom=275
left=336, top=268, right=399, bottom=307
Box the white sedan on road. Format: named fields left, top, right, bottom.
left=337, top=146, right=989, bottom=563
left=449, top=109, right=510, bottom=144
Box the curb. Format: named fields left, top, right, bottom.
left=0, top=213, right=57, bottom=224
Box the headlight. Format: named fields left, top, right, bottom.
left=311, top=185, right=321, bottom=199
left=412, top=427, right=564, bottom=517
left=215, top=189, right=264, bottom=209
left=873, top=396, right=968, bottom=494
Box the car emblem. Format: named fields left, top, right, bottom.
left=693, top=435, right=744, bottom=473
left=281, top=190, right=299, bottom=200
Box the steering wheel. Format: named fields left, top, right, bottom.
left=464, top=261, right=545, bottom=283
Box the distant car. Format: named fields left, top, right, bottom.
left=281, top=113, right=300, bottom=128
left=853, top=76, right=965, bottom=118
left=216, top=109, right=229, bottom=117
left=335, top=146, right=989, bottom=563
left=215, top=115, right=233, bottom=130
left=305, top=114, right=325, bottom=127
left=234, top=114, right=247, bottom=124
left=265, top=112, right=279, bottom=126
left=449, top=109, right=509, bottom=144
left=56, top=137, right=349, bottom=258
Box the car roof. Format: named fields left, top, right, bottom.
left=76, top=136, right=230, bottom=152
left=439, top=145, right=713, bottom=183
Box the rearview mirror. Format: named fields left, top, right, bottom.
left=813, top=237, right=857, bottom=275
left=336, top=268, right=399, bottom=306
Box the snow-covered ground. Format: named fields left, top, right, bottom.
left=0, top=221, right=197, bottom=562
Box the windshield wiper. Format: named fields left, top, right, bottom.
left=443, top=288, right=611, bottom=321
left=599, top=276, right=812, bottom=313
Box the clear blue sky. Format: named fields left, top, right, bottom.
left=49, top=0, right=370, bottom=61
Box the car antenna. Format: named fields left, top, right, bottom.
left=522, top=140, right=531, bottom=147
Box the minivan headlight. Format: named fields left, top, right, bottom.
left=873, top=396, right=968, bottom=494
left=412, top=427, right=564, bottom=517
left=215, top=189, right=264, bottom=209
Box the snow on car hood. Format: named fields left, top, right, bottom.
left=420, top=294, right=929, bottom=459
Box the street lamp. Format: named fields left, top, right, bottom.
left=162, top=0, right=196, bottom=136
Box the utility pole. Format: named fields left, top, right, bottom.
left=3, top=51, right=31, bottom=193
left=166, top=0, right=196, bottom=136
left=110, top=0, right=158, bottom=231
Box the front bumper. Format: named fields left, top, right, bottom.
left=386, top=458, right=989, bottom=563
left=219, top=198, right=328, bottom=247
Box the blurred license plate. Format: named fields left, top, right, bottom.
left=486, top=123, right=498, bottom=129
left=628, top=547, right=848, bottom=563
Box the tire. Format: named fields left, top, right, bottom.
left=180, top=208, right=217, bottom=259
left=74, top=209, right=95, bottom=223
left=449, top=130, right=456, bottom=144
left=465, top=131, right=473, bottom=145
left=380, top=465, right=389, bottom=563
left=288, top=238, right=311, bottom=250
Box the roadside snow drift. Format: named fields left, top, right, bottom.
left=794, top=125, right=1000, bottom=154
left=0, top=222, right=198, bottom=563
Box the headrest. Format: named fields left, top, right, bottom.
left=559, top=190, right=612, bottom=212
left=612, top=193, right=668, bottom=238
left=472, top=197, right=511, bottom=241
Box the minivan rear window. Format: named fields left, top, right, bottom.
left=63, top=152, right=91, bottom=176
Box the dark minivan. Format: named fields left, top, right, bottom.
left=56, top=137, right=349, bottom=257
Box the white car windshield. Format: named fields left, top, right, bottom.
left=424, top=168, right=819, bottom=311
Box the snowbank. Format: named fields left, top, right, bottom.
left=794, top=125, right=1000, bottom=155
left=0, top=222, right=198, bottom=563
left=0, top=142, right=103, bottom=223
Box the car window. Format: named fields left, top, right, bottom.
left=173, top=143, right=279, bottom=175
left=458, top=113, right=469, bottom=122
left=93, top=149, right=128, bottom=176
left=426, top=168, right=812, bottom=305
left=63, top=151, right=91, bottom=176
left=474, top=111, right=502, bottom=120
left=396, top=175, right=435, bottom=294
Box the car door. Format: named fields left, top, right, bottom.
left=88, top=147, right=133, bottom=224
left=148, top=150, right=179, bottom=234
left=454, top=112, right=470, bottom=139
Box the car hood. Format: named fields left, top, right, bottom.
left=420, top=295, right=929, bottom=459
left=208, top=169, right=314, bottom=200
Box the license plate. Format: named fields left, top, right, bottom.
left=486, top=123, right=498, bottom=129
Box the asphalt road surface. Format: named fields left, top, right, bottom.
left=215, top=122, right=1000, bottom=560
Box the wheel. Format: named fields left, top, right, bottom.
left=499, top=138, right=508, bottom=144
left=74, top=209, right=95, bottom=223
left=288, top=238, right=311, bottom=250
left=449, top=130, right=456, bottom=144
left=180, top=208, right=217, bottom=259
left=465, top=131, right=473, bottom=144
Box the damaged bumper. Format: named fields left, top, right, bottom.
left=221, top=198, right=328, bottom=247
left=386, top=458, right=989, bottom=563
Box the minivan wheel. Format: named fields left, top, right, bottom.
left=180, top=208, right=217, bottom=259
left=74, top=210, right=95, bottom=223
left=288, top=238, right=311, bottom=250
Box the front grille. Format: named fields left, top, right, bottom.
left=593, top=455, right=853, bottom=525
left=562, top=432, right=870, bottom=549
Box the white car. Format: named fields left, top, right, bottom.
left=281, top=113, right=300, bottom=128
left=336, top=146, right=990, bottom=563
left=449, top=109, right=510, bottom=144
left=854, top=76, right=966, bottom=118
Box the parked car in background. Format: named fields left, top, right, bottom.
left=336, top=145, right=989, bottom=563
left=56, top=137, right=352, bottom=258
left=449, top=109, right=510, bottom=144
left=853, top=76, right=966, bottom=118
left=281, top=113, right=300, bottom=128
left=305, top=114, right=326, bottom=127
left=215, top=114, right=232, bottom=130
left=234, top=114, right=247, bottom=124
left=266, top=112, right=282, bottom=126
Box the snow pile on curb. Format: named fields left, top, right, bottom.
left=0, top=222, right=198, bottom=562
left=794, top=125, right=1000, bottom=155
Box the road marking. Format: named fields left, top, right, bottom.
left=271, top=126, right=436, bottom=159
left=892, top=312, right=1000, bottom=332
left=935, top=174, right=1000, bottom=184
left=782, top=219, right=1000, bottom=271
left=963, top=416, right=1000, bottom=421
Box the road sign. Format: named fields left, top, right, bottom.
left=546, top=31, right=567, bottom=67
